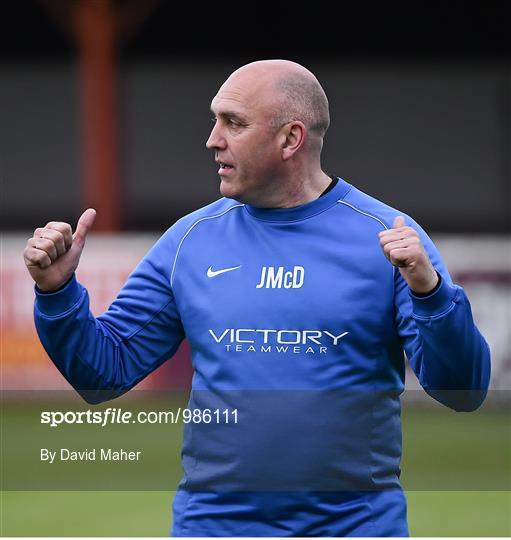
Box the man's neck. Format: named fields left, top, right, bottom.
left=240, top=168, right=333, bottom=209
left=275, top=170, right=332, bottom=208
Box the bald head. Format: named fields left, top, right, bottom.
left=226, top=60, right=330, bottom=141
left=207, top=60, right=332, bottom=206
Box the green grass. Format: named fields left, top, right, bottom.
left=1, top=491, right=173, bottom=536
left=3, top=490, right=509, bottom=536
left=407, top=491, right=511, bottom=537
left=401, top=405, right=510, bottom=491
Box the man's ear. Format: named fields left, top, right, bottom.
left=281, top=121, right=306, bottom=160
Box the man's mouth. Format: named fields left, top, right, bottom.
left=218, top=161, right=234, bottom=170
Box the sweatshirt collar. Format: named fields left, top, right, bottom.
left=244, top=177, right=350, bottom=222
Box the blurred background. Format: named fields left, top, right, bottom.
left=1, top=0, right=510, bottom=536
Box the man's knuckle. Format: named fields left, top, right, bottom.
left=38, top=239, right=56, bottom=255
left=29, top=245, right=40, bottom=256
left=32, top=250, right=45, bottom=263
left=47, top=221, right=69, bottom=233
left=42, top=231, right=52, bottom=240
left=49, top=229, right=63, bottom=244
left=60, top=223, right=71, bottom=235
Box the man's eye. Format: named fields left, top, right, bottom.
left=210, top=117, right=217, bottom=123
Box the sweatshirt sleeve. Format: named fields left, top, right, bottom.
left=34, top=228, right=185, bottom=404
left=394, top=220, right=491, bottom=412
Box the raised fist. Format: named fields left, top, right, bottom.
left=378, top=215, right=439, bottom=294
left=23, top=208, right=96, bottom=292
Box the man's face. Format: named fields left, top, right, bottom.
left=206, top=74, right=283, bottom=205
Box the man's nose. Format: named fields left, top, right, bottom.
left=206, top=122, right=227, bottom=150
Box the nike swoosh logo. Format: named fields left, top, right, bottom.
left=207, top=265, right=242, bottom=278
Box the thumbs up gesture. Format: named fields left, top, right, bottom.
left=23, top=209, right=97, bottom=292
left=378, top=216, right=439, bottom=294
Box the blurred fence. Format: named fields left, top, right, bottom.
left=1, top=233, right=509, bottom=393
left=1, top=234, right=191, bottom=391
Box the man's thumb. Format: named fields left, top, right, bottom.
left=392, top=215, right=406, bottom=229
left=73, top=208, right=97, bottom=247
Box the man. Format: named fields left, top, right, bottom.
left=24, top=60, right=490, bottom=536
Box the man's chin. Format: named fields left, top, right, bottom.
left=219, top=179, right=241, bottom=201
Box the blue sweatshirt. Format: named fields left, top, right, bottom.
left=34, top=178, right=490, bottom=537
